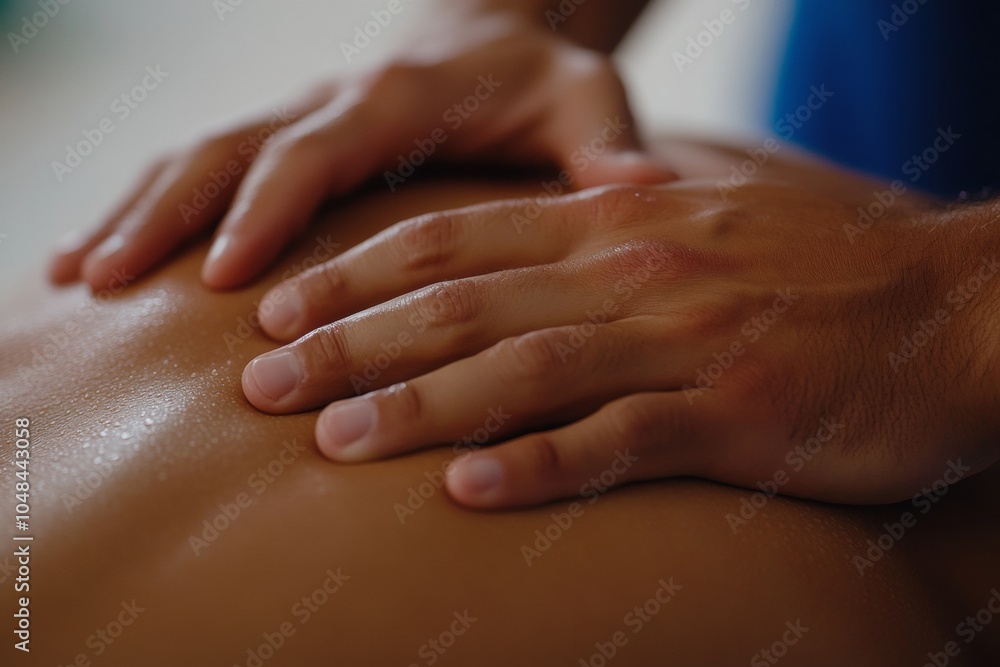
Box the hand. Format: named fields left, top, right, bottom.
left=48, top=13, right=675, bottom=292
left=239, top=176, right=1000, bottom=508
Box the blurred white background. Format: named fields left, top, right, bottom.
left=0, top=0, right=791, bottom=287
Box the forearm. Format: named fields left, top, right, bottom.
left=435, top=0, right=655, bottom=52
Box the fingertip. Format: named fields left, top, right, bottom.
left=258, top=286, right=303, bottom=341
left=574, top=150, right=679, bottom=189
left=241, top=351, right=301, bottom=412
left=80, top=234, right=126, bottom=292
left=445, top=454, right=507, bottom=508
left=48, top=230, right=98, bottom=284
left=241, top=360, right=272, bottom=412
left=314, top=409, right=339, bottom=460
left=51, top=228, right=88, bottom=255
left=201, top=233, right=240, bottom=289
left=315, top=399, right=378, bottom=462
left=201, top=231, right=278, bottom=290
left=47, top=255, right=81, bottom=285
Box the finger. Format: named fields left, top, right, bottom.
left=446, top=392, right=722, bottom=509
left=201, top=86, right=416, bottom=289
left=48, top=158, right=170, bottom=285
left=77, top=86, right=338, bottom=292
left=79, top=153, right=238, bottom=292
left=242, top=261, right=634, bottom=413
left=257, top=197, right=583, bottom=341
left=312, top=320, right=687, bottom=462
left=78, top=120, right=291, bottom=291
left=539, top=54, right=677, bottom=189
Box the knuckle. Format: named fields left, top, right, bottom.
left=579, top=184, right=656, bottom=230
left=393, top=212, right=461, bottom=271
left=317, top=259, right=349, bottom=297
left=607, top=399, right=666, bottom=447
left=522, top=435, right=566, bottom=478
left=412, top=279, right=480, bottom=329
left=593, top=236, right=722, bottom=295
left=364, top=60, right=428, bottom=100
left=492, top=330, right=564, bottom=383
left=192, top=123, right=272, bottom=161
left=304, top=323, right=352, bottom=375
left=701, top=205, right=756, bottom=239
left=295, top=260, right=349, bottom=320
left=593, top=238, right=672, bottom=284
left=378, top=381, right=424, bottom=422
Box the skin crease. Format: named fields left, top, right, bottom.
left=242, top=146, right=1000, bottom=509
left=43, top=0, right=999, bottom=518
left=2, top=140, right=999, bottom=665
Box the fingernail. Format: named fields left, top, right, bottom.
left=319, top=399, right=376, bottom=454
left=249, top=351, right=300, bottom=401
left=80, top=234, right=125, bottom=285
left=448, top=456, right=503, bottom=498
left=91, top=233, right=126, bottom=262
left=263, top=287, right=301, bottom=336
left=609, top=149, right=676, bottom=174
left=612, top=150, right=647, bottom=164
left=206, top=232, right=234, bottom=270
left=53, top=229, right=89, bottom=254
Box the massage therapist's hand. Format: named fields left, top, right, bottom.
left=47, top=11, right=674, bottom=292
left=241, top=179, right=1000, bottom=508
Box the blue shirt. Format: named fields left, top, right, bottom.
left=771, top=1, right=1000, bottom=199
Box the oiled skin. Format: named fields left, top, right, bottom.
left=1, top=140, right=997, bottom=666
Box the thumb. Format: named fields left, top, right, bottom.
left=576, top=147, right=679, bottom=189
left=539, top=58, right=678, bottom=189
